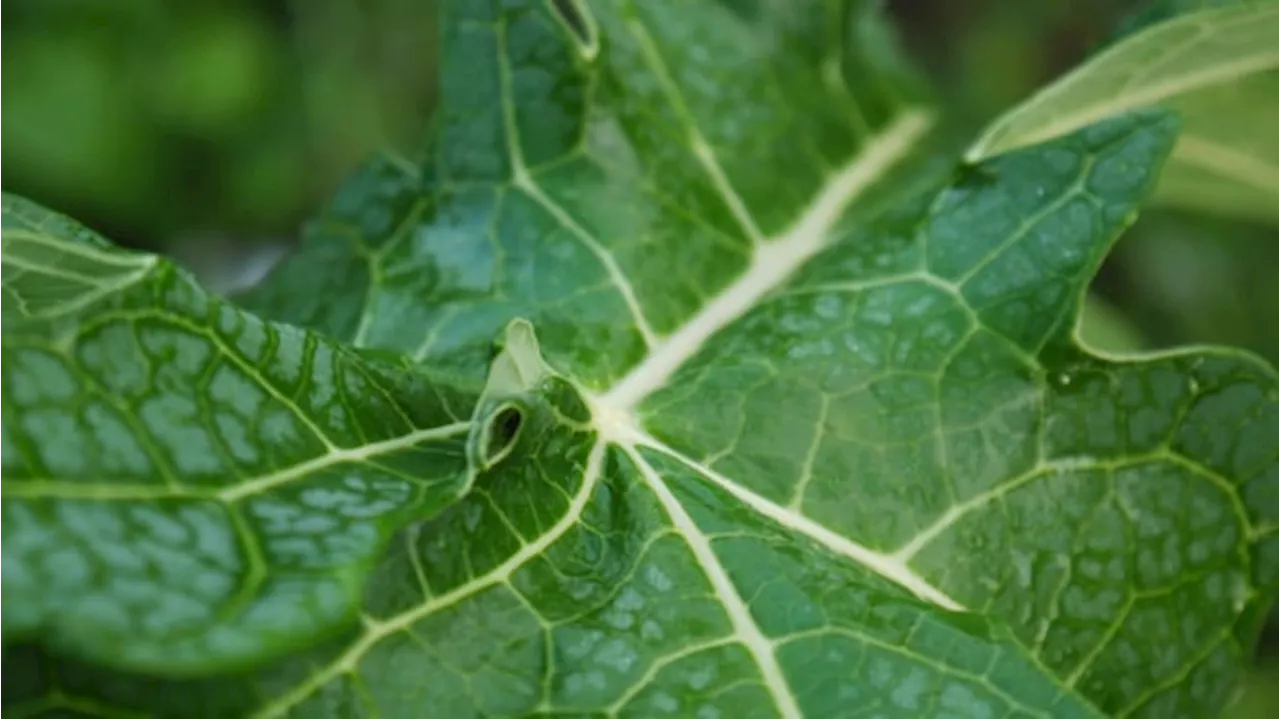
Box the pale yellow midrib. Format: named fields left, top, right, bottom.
left=599, top=109, right=935, bottom=411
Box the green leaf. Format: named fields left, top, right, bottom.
left=967, top=2, right=1278, bottom=222
left=4, top=1, right=1277, bottom=718
left=1108, top=0, right=1263, bottom=44
left=0, top=194, right=484, bottom=674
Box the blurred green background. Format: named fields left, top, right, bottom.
left=2, top=0, right=1275, bottom=714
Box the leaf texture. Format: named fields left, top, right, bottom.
left=0, top=195, right=482, bottom=673
left=3, top=1, right=1277, bottom=718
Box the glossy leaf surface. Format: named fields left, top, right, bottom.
left=0, top=195, right=484, bottom=674
left=3, top=1, right=1276, bottom=718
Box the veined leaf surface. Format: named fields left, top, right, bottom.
left=967, top=1, right=1278, bottom=223
left=0, top=194, right=485, bottom=673
left=4, top=1, right=1277, bottom=718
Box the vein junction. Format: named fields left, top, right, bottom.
left=263, top=108, right=956, bottom=717
left=581, top=109, right=960, bottom=613
left=592, top=404, right=964, bottom=613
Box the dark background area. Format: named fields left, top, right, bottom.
left=2, top=0, right=1275, bottom=713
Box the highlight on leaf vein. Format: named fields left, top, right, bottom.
left=1, top=1, right=1275, bottom=718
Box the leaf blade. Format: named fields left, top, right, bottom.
left=0, top=195, right=480, bottom=676
left=4, top=0, right=1277, bottom=717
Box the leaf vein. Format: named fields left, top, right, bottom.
left=625, top=445, right=802, bottom=718
left=626, top=428, right=964, bottom=611
left=248, top=440, right=608, bottom=719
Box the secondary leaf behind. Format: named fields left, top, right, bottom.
left=967, top=1, right=1278, bottom=223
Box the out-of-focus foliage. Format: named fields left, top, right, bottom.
left=2, top=0, right=1275, bottom=713
left=1, top=0, right=440, bottom=256
left=967, top=3, right=1277, bottom=224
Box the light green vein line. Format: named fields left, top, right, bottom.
left=890, top=450, right=1252, bottom=561
left=619, top=424, right=964, bottom=611
left=1, top=229, right=158, bottom=268
left=605, top=636, right=740, bottom=713
left=247, top=440, right=607, bottom=719
left=495, top=15, right=657, bottom=346
left=218, top=421, right=471, bottom=501
left=626, top=444, right=803, bottom=719
left=621, top=11, right=765, bottom=245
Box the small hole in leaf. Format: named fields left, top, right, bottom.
left=482, top=405, right=525, bottom=467
left=551, top=0, right=591, bottom=47
left=497, top=407, right=523, bottom=441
